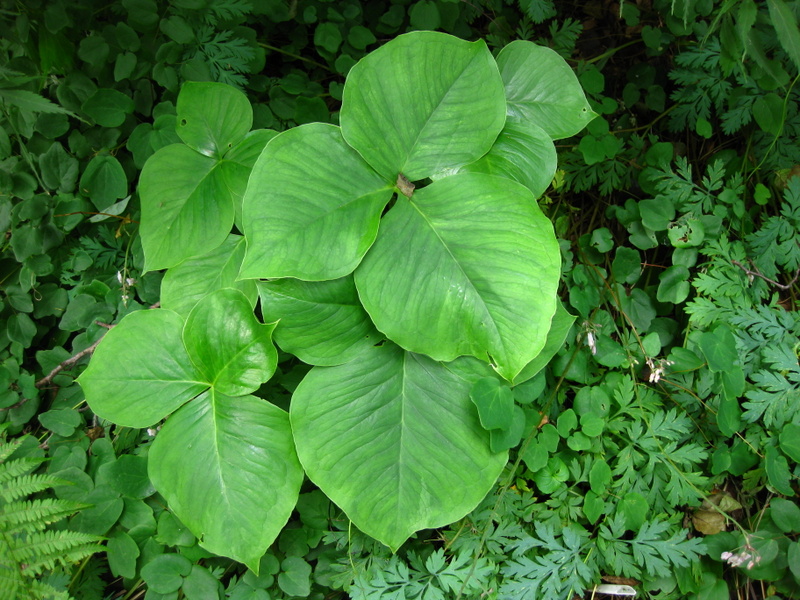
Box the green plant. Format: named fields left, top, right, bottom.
left=77, top=31, right=595, bottom=570
left=0, top=424, right=101, bottom=599
left=6, top=1, right=800, bottom=598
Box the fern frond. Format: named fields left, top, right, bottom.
left=0, top=456, right=44, bottom=485
left=27, top=578, right=72, bottom=600
left=1, top=473, right=71, bottom=503
left=8, top=529, right=101, bottom=576
left=0, top=437, right=22, bottom=463
left=548, top=18, right=582, bottom=57
left=0, top=537, right=25, bottom=599
left=518, top=0, right=556, bottom=23
left=204, top=0, right=252, bottom=25
left=0, top=498, right=89, bottom=534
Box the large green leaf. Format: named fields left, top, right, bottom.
left=355, top=172, right=560, bottom=381
left=176, top=82, right=253, bottom=158
left=340, top=31, right=506, bottom=181
left=459, top=117, right=556, bottom=199
left=497, top=40, right=595, bottom=140
left=161, top=234, right=257, bottom=318
left=240, top=123, right=393, bottom=281
left=513, top=301, right=576, bottom=385
left=258, top=276, right=381, bottom=366
left=226, top=130, right=279, bottom=227
left=149, top=390, right=303, bottom=571
left=78, top=310, right=208, bottom=428
left=290, top=343, right=506, bottom=550
left=139, top=144, right=235, bottom=271
left=183, top=289, right=277, bottom=396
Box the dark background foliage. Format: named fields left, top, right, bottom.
left=1, top=0, right=799, bottom=598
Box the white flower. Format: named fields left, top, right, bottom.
left=721, top=546, right=761, bottom=569
left=646, top=357, right=675, bottom=383
left=586, top=330, right=597, bottom=355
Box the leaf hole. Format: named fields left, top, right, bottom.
left=180, top=119, right=187, bottom=126
left=413, top=177, right=432, bottom=190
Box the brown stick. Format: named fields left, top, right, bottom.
left=35, top=324, right=114, bottom=389
left=33, top=302, right=160, bottom=390
left=732, top=260, right=800, bottom=291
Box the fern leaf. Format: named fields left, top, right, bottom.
left=0, top=498, right=89, bottom=534
left=9, top=529, right=100, bottom=576
left=1, top=473, right=72, bottom=503
left=0, top=437, right=22, bottom=463
left=518, top=0, right=556, bottom=23
left=27, top=576, right=72, bottom=600
left=628, top=520, right=706, bottom=577
left=0, top=456, right=44, bottom=486
left=500, top=524, right=596, bottom=598
left=0, top=533, right=25, bottom=600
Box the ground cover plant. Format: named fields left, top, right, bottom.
left=2, top=0, right=800, bottom=599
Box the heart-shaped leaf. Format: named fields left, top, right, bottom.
left=513, top=301, right=576, bottom=385
left=78, top=310, right=207, bottom=428
left=240, top=123, right=394, bottom=281
left=497, top=40, right=596, bottom=140
left=291, top=343, right=506, bottom=550
left=470, top=377, right=515, bottom=430
left=258, top=276, right=381, bottom=366
left=459, top=117, right=556, bottom=199
left=139, top=144, right=235, bottom=271
left=176, top=82, right=253, bottom=158
left=160, top=234, right=257, bottom=318
left=183, top=288, right=277, bottom=396
left=341, top=31, right=506, bottom=181
left=149, top=390, right=303, bottom=571
left=355, top=172, right=560, bottom=381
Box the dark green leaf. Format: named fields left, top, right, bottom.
left=699, top=326, right=739, bottom=372
left=470, top=377, right=515, bottom=431
left=768, top=0, right=800, bottom=72
left=38, top=408, right=82, bottom=437
left=39, top=142, right=79, bottom=192
left=105, top=455, right=156, bottom=499
left=79, top=154, right=127, bottom=210
left=780, top=424, right=800, bottom=463
left=765, top=446, right=795, bottom=496
left=81, top=89, right=135, bottom=127
left=278, top=557, right=312, bottom=597
left=141, top=554, right=193, bottom=594
left=107, top=531, right=140, bottom=579
left=771, top=498, right=800, bottom=533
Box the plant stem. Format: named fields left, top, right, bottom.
left=259, top=43, right=334, bottom=73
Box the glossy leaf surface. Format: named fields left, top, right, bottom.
left=355, top=173, right=560, bottom=381
left=513, top=301, right=576, bottom=385
left=497, top=41, right=595, bottom=140
left=341, top=31, right=506, bottom=180
left=160, top=234, right=257, bottom=318
left=460, top=117, right=556, bottom=199
left=149, top=391, right=303, bottom=571
left=258, top=276, right=381, bottom=366
left=176, top=82, right=252, bottom=158
left=240, top=123, right=393, bottom=280
left=183, top=288, right=277, bottom=397
left=78, top=310, right=207, bottom=428
left=139, top=144, right=235, bottom=271
left=291, top=343, right=506, bottom=550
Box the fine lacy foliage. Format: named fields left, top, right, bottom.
left=0, top=428, right=100, bottom=600
left=687, top=178, right=800, bottom=429
left=350, top=549, right=493, bottom=600
left=669, top=39, right=731, bottom=132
